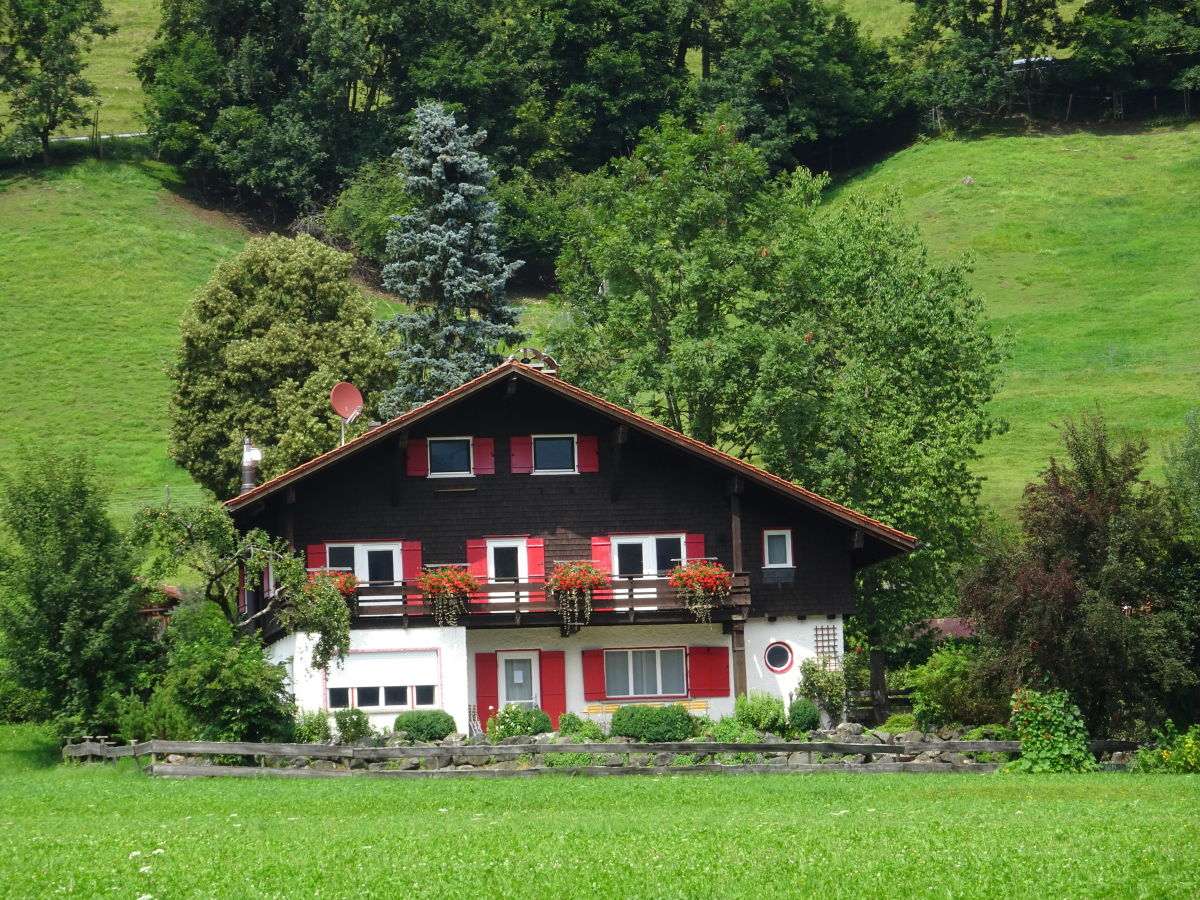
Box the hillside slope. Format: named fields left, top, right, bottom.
left=828, top=124, right=1200, bottom=511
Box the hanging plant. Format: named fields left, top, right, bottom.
left=546, top=561, right=607, bottom=632
left=307, top=568, right=359, bottom=598
left=668, top=560, right=732, bottom=623
left=416, top=567, right=479, bottom=626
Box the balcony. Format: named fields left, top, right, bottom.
left=352, top=575, right=751, bottom=628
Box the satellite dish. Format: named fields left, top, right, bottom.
left=330, top=382, right=364, bottom=445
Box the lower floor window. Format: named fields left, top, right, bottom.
left=604, top=648, right=686, bottom=697
left=328, top=685, right=436, bottom=709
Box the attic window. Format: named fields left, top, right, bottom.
left=533, top=435, right=576, bottom=473
left=429, top=437, right=472, bottom=476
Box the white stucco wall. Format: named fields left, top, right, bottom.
left=744, top=616, right=841, bottom=704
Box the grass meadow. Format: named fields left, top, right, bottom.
left=2, top=726, right=1198, bottom=898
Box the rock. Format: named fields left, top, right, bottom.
left=493, top=760, right=518, bottom=771
left=288, top=756, right=311, bottom=767
left=367, top=762, right=387, bottom=771
left=943, top=752, right=967, bottom=765
left=499, top=735, right=528, bottom=745
left=765, top=755, right=789, bottom=766
left=915, top=751, right=938, bottom=763
left=898, top=730, right=925, bottom=745
left=310, top=759, right=340, bottom=771
left=1110, top=751, right=1132, bottom=765
left=604, top=755, right=625, bottom=767
left=861, top=732, right=883, bottom=745
left=938, top=726, right=963, bottom=740
left=788, top=751, right=814, bottom=765
left=532, top=733, right=554, bottom=745
left=387, top=738, right=412, bottom=748
left=846, top=754, right=867, bottom=764
left=608, top=735, right=631, bottom=744
left=760, top=732, right=785, bottom=744
left=873, top=731, right=893, bottom=744
left=895, top=754, right=917, bottom=763
left=468, top=732, right=491, bottom=746
left=835, top=722, right=865, bottom=738
left=627, top=754, right=651, bottom=767
left=456, top=764, right=474, bottom=771
left=165, top=754, right=185, bottom=765
left=445, top=732, right=467, bottom=744
left=419, top=754, right=449, bottom=770
left=653, top=752, right=674, bottom=766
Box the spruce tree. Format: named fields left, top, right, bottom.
left=380, top=103, right=522, bottom=414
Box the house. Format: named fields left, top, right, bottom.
left=226, top=355, right=917, bottom=732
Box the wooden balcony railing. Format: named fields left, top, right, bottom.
left=352, top=575, right=751, bottom=621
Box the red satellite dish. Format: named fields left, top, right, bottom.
left=330, top=382, right=364, bottom=422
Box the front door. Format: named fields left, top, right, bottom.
left=497, top=651, right=539, bottom=709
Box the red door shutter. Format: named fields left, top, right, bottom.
left=475, top=652, right=498, bottom=728
left=305, top=543, right=326, bottom=570
left=527, top=538, right=545, bottom=583
left=688, top=646, right=731, bottom=698
left=401, top=542, right=422, bottom=584
left=510, top=436, right=533, bottom=474
left=577, top=435, right=599, bottom=472
left=582, top=649, right=607, bottom=700
left=590, top=536, right=612, bottom=574
left=473, top=437, right=495, bottom=475
left=685, top=533, right=706, bottom=562
left=406, top=438, right=428, bottom=476
left=540, top=650, right=567, bottom=727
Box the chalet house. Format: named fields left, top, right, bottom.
left=227, top=357, right=917, bottom=732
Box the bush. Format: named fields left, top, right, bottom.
left=556, top=712, right=606, bottom=742
left=294, top=709, right=333, bottom=744
left=609, top=704, right=694, bottom=742
left=788, top=696, right=821, bottom=734
left=1006, top=688, right=1097, bottom=774
left=798, top=658, right=846, bottom=724
left=112, top=689, right=196, bottom=742
left=333, top=708, right=374, bottom=744
left=735, top=691, right=787, bottom=734
left=1132, top=722, right=1200, bottom=773
left=325, top=157, right=413, bottom=263
left=544, top=749, right=602, bottom=767
left=706, top=716, right=761, bottom=763
left=842, top=647, right=870, bottom=693
left=393, top=709, right=457, bottom=742
left=909, top=645, right=1007, bottom=730
left=487, top=705, right=553, bottom=742
left=960, top=723, right=1018, bottom=763
left=878, top=713, right=919, bottom=734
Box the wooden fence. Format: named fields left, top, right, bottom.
left=60, top=737, right=1140, bottom=779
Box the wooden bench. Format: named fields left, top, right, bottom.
left=581, top=699, right=709, bottom=717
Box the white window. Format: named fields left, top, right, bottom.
left=487, top=538, right=529, bottom=606
left=604, top=648, right=687, bottom=698
left=610, top=534, right=685, bottom=578
left=326, top=685, right=437, bottom=709
left=428, top=437, right=472, bottom=476
left=532, top=434, right=576, bottom=473
left=326, top=542, right=403, bottom=602
left=763, top=529, right=793, bottom=568
left=326, top=650, right=439, bottom=710
left=497, top=651, right=539, bottom=709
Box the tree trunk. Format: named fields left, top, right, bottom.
left=41, top=132, right=52, bottom=167
left=870, top=648, right=889, bottom=725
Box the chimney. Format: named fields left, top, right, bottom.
left=240, top=437, right=263, bottom=495
left=509, top=347, right=560, bottom=377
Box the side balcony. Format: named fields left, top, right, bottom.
left=351, top=575, right=751, bottom=629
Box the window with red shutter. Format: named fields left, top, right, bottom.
left=510, top=436, right=533, bottom=474
left=581, top=649, right=606, bottom=700
left=406, top=438, right=429, bottom=476
left=475, top=652, right=498, bottom=727
left=688, top=646, right=731, bottom=698
left=577, top=435, right=599, bottom=472
left=472, top=437, right=495, bottom=474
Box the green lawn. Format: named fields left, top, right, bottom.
left=0, top=151, right=248, bottom=520
left=829, top=124, right=1200, bottom=513
left=87, top=0, right=159, bottom=136
left=1, top=726, right=1197, bottom=898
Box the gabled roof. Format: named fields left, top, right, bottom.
left=226, top=360, right=917, bottom=555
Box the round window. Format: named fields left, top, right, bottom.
left=764, top=641, right=793, bottom=673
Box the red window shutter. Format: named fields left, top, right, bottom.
left=473, top=437, right=495, bottom=475
left=305, top=544, right=325, bottom=570
left=540, top=651, right=567, bottom=727
left=685, top=533, right=706, bottom=562
left=475, top=653, right=498, bottom=727
left=237, top=566, right=247, bottom=615
left=590, top=537, right=612, bottom=574
left=466, top=540, right=488, bottom=579
left=577, top=435, right=599, bottom=472
left=688, top=646, right=731, bottom=698
left=527, top=538, right=545, bottom=583
left=582, top=649, right=607, bottom=700
left=401, top=542, right=422, bottom=583
left=510, top=436, right=533, bottom=474
left=406, top=438, right=428, bottom=476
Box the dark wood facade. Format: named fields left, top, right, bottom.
left=230, top=362, right=915, bottom=634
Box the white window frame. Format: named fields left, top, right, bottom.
left=610, top=533, right=687, bottom=579
left=327, top=684, right=438, bottom=711
left=603, top=647, right=688, bottom=699
left=325, top=542, right=404, bottom=603
left=427, top=436, right=474, bottom=478
left=531, top=434, right=578, bottom=474
left=762, top=529, right=794, bottom=568
left=487, top=538, right=529, bottom=607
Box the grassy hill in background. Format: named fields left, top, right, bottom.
left=828, top=124, right=1200, bottom=512
left=86, top=0, right=159, bottom=135
left=0, top=151, right=247, bottom=520
left=839, top=0, right=910, bottom=38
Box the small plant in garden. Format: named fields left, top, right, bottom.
left=706, top=716, right=761, bottom=764
left=788, top=695, right=821, bottom=735
left=878, top=712, right=919, bottom=735
left=333, top=708, right=375, bottom=744
left=416, top=567, right=479, bottom=626
left=735, top=691, right=787, bottom=734
left=546, top=561, right=607, bottom=631
left=798, top=657, right=846, bottom=726
left=393, top=709, right=457, bottom=742
left=1131, top=722, right=1200, bottom=773
left=1005, top=688, right=1097, bottom=773
left=960, top=723, right=1018, bottom=763
left=609, top=704, right=694, bottom=742
left=556, top=712, right=606, bottom=742
left=668, top=560, right=731, bottom=622
left=294, top=709, right=333, bottom=743
left=487, top=704, right=553, bottom=741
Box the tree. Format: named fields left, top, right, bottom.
left=0, top=0, right=115, bottom=164
left=0, top=451, right=156, bottom=732
left=963, top=409, right=1200, bottom=736
left=551, top=113, right=1006, bottom=720
left=168, top=233, right=394, bottom=500
left=379, top=103, right=523, bottom=415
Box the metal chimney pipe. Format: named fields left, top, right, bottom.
left=239, top=437, right=262, bottom=495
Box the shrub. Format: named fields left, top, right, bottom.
left=393, top=710, right=457, bottom=742
left=333, top=708, right=374, bottom=744
left=294, top=709, right=333, bottom=744
left=544, top=750, right=602, bottom=767
left=706, top=716, right=760, bottom=763
left=842, top=646, right=870, bottom=693
left=1132, top=722, right=1200, bottom=773
left=325, top=157, right=412, bottom=263
left=879, top=713, right=919, bottom=734
left=556, top=712, right=605, bottom=742
left=908, top=645, right=1006, bottom=730
left=487, top=705, right=553, bottom=742
left=788, top=696, right=821, bottom=734
left=112, top=689, right=196, bottom=742
left=1006, top=688, right=1097, bottom=773
left=609, top=704, right=694, bottom=742
left=735, top=691, right=787, bottom=734
left=960, top=723, right=1018, bottom=763
left=798, top=658, right=846, bottom=724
